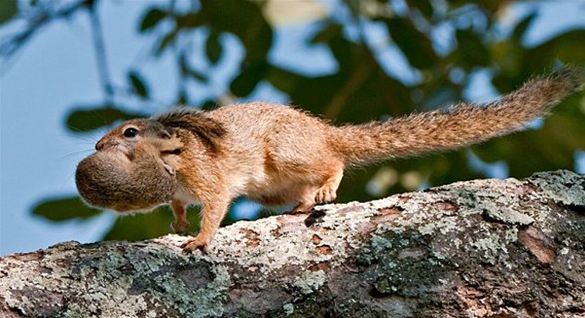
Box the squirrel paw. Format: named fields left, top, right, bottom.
left=181, top=235, right=209, bottom=252
left=314, top=184, right=337, bottom=204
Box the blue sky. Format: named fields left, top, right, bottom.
left=1, top=1, right=584, bottom=255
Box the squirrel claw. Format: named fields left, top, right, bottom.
left=181, top=235, right=209, bottom=252
left=315, top=184, right=337, bottom=204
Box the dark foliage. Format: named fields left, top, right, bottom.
left=2, top=0, right=583, bottom=240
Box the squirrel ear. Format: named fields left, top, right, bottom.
left=154, top=109, right=226, bottom=152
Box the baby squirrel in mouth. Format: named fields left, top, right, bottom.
left=76, top=68, right=584, bottom=252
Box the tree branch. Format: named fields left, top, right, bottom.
left=1, top=170, right=584, bottom=317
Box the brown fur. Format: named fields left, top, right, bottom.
left=76, top=140, right=179, bottom=212
left=76, top=67, right=584, bottom=251
left=76, top=119, right=183, bottom=212
left=331, top=68, right=584, bottom=165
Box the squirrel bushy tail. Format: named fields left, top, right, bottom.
left=332, top=67, right=584, bottom=166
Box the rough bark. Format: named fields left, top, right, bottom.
left=1, top=170, right=585, bottom=318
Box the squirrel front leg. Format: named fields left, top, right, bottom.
left=181, top=195, right=230, bottom=252
left=178, top=175, right=230, bottom=251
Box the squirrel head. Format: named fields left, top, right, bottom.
left=76, top=108, right=226, bottom=213
left=95, top=108, right=227, bottom=158
left=94, top=119, right=176, bottom=160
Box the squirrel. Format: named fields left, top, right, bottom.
left=76, top=67, right=584, bottom=251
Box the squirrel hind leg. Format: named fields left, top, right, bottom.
left=286, top=185, right=319, bottom=214
left=170, top=200, right=189, bottom=234
left=315, top=168, right=343, bottom=204
left=290, top=200, right=316, bottom=215
left=288, top=167, right=344, bottom=214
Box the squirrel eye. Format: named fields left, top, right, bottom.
left=123, top=127, right=139, bottom=138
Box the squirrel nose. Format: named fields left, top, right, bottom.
left=95, top=138, right=110, bottom=151
left=96, top=139, right=120, bottom=151
left=95, top=140, right=104, bottom=151
left=95, top=139, right=114, bottom=151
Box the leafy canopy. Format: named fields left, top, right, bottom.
left=3, top=0, right=583, bottom=240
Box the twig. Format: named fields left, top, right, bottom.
left=87, top=0, right=114, bottom=102
left=0, top=0, right=86, bottom=74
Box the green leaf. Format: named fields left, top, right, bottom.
left=0, top=0, right=17, bottom=25
left=385, top=17, right=437, bottom=69
left=176, top=12, right=204, bottom=28
left=448, top=0, right=505, bottom=12
left=526, top=30, right=585, bottom=66
left=66, top=105, right=143, bottom=132
left=405, top=0, right=434, bottom=20
left=266, top=66, right=303, bottom=94
left=230, top=60, right=269, bottom=97
left=103, top=208, right=174, bottom=241
left=139, top=7, right=166, bottom=32
left=186, top=68, right=207, bottom=82
left=512, top=12, right=537, bottom=41
left=206, top=30, right=223, bottom=64
left=311, top=23, right=342, bottom=44
left=453, top=28, right=490, bottom=69
left=103, top=206, right=201, bottom=241
left=32, top=196, right=102, bottom=222
left=155, top=29, right=178, bottom=56
left=128, top=71, right=149, bottom=98
left=179, top=53, right=207, bottom=82
left=199, top=0, right=273, bottom=67
left=200, top=99, right=218, bottom=110
left=102, top=203, right=242, bottom=241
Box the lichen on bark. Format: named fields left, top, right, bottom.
left=1, top=170, right=584, bottom=317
